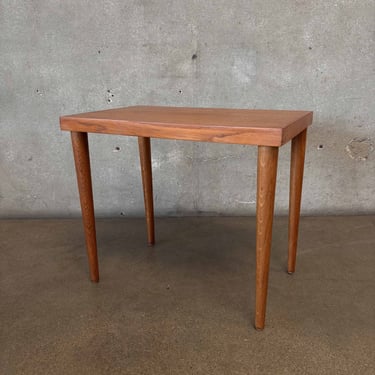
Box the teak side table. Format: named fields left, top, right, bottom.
left=60, top=106, right=313, bottom=330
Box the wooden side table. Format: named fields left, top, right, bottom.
left=60, top=106, right=313, bottom=330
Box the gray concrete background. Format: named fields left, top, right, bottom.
left=0, top=0, right=374, bottom=218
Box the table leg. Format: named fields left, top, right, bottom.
left=255, top=146, right=279, bottom=330
left=138, top=137, right=155, bottom=246
left=287, top=129, right=307, bottom=274
left=71, top=131, right=99, bottom=282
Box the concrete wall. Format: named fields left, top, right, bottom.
left=1, top=0, right=374, bottom=218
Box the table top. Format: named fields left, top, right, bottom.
left=60, top=106, right=313, bottom=146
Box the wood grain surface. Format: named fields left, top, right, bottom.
left=61, top=106, right=312, bottom=146
left=255, top=146, right=279, bottom=330
left=138, top=136, right=155, bottom=246
left=288, top=129, right=307, bottom=274
left=71, top=132, right=99, bottom=282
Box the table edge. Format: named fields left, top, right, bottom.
left=60, top=110, right=313, bottom=147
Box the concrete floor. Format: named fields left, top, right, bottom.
left=1, top=216, right=374, bottom=374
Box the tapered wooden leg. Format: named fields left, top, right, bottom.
left=71, top=131, right=99, bottom=282
left=288, top=129, right=307, bottom=274
left=255, top=146, right=279, bottom=330
left=138, top=137, right=155, bottom=245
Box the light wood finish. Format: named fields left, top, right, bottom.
left=255, top=146, right=279, bottom=330
left=61, top=106, right=313, bottom=330
left=61, top=106, right=313, bottom=147
left=288, top=129, right=307, bottom=274
left=138, top=137, right=155, bottom=245
left=71, top=132, right=99, bottom=282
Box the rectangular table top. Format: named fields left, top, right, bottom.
left=60, top=106, right=313, bottom=146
